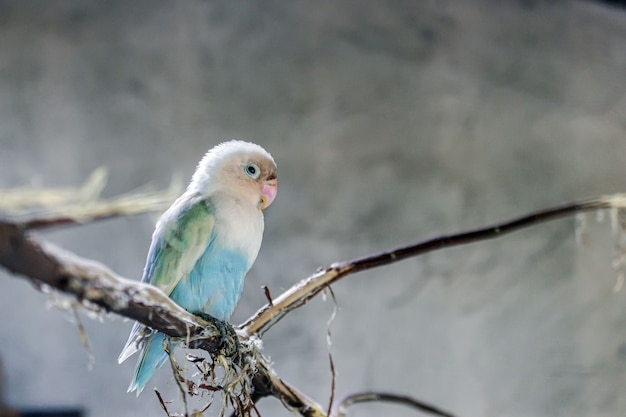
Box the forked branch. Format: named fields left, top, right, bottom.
left=2, top=187, right=625, bottom=417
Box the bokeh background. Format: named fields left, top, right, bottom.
left=1, top=1, right=626, bottom=416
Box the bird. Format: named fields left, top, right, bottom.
left=118, top=140, right=278, bottom=395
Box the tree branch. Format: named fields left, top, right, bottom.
left=240, top=195, right=623, bottom=336
left=3, top=190, right=625, bottom=416
left=0, top=220, right=224, bottom=351
left=329, top=392, right=456, bottom=417
left=251, top=358, right=326, bottom=416
left=0, top=220, right=325, bottom=415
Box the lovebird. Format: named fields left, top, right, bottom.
left=118, top=140, right=278, bottom=395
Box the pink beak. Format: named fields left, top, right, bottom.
left=259, top=181, right=277, bottom=210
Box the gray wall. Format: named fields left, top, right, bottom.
left=1, top=1, right=626, bottom=416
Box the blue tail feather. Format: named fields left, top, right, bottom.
left=128, top=333, right=169, bottom=395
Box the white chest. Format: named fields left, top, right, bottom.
left=211, top=195, right=265, bottom=265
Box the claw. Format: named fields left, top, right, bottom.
left=192, top=312, right=239, bottom=357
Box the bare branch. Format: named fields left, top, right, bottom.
left=0, top=220, right=223, bottom=352
left=329, top=392, right=456, bottom=417
left=325, top=287, right=338, bottom=417
left=155, top=389, right=174, bottom=417
left=240, top=195, right=622, bottom=335
left=262, top=285, right=274, bottom=306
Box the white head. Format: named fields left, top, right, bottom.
left=188, top=140, right=278, bottom=210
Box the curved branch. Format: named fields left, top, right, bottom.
left=240, top=195, right=621, bottom=335
left=251, top=358, right=326, bottom=417
left=329, top=392, right=456, bottom=417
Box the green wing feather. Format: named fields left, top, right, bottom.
left=146, top=195, right=215, bottom=296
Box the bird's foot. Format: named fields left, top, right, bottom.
left=192, top=312, right=240, bottom=357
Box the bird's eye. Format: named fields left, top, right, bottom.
left=244, top=163, right=260, bottom=179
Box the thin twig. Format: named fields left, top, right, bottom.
left=325, top=287, right=338, bottom=417
left=329, top=392, right=456, bottom=417
left=72, top=306, right=95, bottom=369
left=262, top=286, right=273, bottom=307
left=166, top=340, right=189, bottom=417
left=155, top=389, right=173, bottom=417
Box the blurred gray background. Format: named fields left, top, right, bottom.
left=1, top=1, right=626, bottom=416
